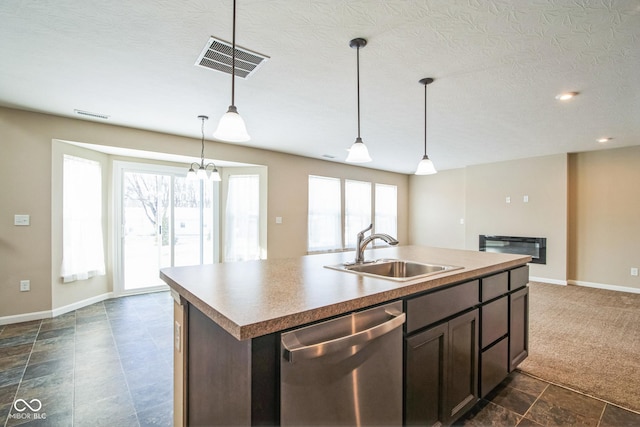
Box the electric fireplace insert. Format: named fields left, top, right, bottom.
left=479, top=235, right=546, bottom=264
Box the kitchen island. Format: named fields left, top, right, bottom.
left=161, top=245, right=531, bottom=426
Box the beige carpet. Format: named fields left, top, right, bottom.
left=518, top=282, right=640, bottom=413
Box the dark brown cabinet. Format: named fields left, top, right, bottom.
left=479, top=272, right=509, bottom=398
left=478, top=266, right=530, bottom=397
left=406, top=310, right=479, bottom=426
left=406, top=266, right=530, bottom=426
left=509, top=286, right=529, bottom=371
left=405, top=281, right=480, bottom=426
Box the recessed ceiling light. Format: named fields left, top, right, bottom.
left=597, top=137, right=613, bottom=143
left=555, top=92, right=579, bottom=101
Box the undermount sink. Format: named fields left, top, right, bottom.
left=325, top=258, right=463, bottom=282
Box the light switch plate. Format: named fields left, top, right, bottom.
left=20, top=280, right=30, bottom=291
left=14, top=214, right=30, bottom=226
left=631, top=268, right=639, bottom=277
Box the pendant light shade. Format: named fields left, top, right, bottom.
left=346, top=137, right=372, bottom=163
left=187, top=115, right=222, bottom=182
left=214, top=0, right=250, bottom=143
left=345, top=38, right=372, bottom=163
left=213, top=105, right=249, bottom=142
left=415, top=77, right=437, bottom=175
left=415, top=155, right=437, bottom=175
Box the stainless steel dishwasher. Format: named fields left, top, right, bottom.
left=280, top=301, right=405, bottom=426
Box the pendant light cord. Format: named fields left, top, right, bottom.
left=356, top=44, right=361, bottom=139
left=200, top=116, right=206, bottom=165
left=424, top=82, right=427, bottom=156
left=231, top=0, right=237, bottom=107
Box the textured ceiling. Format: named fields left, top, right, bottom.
left=1, top=0, right=639, bottom=173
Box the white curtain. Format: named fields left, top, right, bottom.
left=61, top=155, right=106, bottom=282
left=224, top=174, right=260, bottom=262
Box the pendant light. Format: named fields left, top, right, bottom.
left=345, top=38, right=372, bottom=163
left=187, top=115, right=222, bottom=182
left=213, top=0, right=250, bottom=142
left=415, top=77, right=437, bottom=175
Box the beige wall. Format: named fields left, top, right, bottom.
left=409, top=150, right=640, bottom=291
left=465, top=154, right=568, bottom=282
left=409, top=168, right=466, bottom=249
left=410, top=155, right=569, bottom=283
left=568, top=146, right=640, bottom=290
left=3, top=104, right=638, bottom=320
left=0, top=107, right=408, bottom=319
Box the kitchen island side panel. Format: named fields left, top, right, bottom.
left=187, top=303, right=279, bottom=426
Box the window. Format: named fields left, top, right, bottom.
left=375, top=184, right=397, bottom=238
left=308, top=176, right=342, bottom=251
left=61, top=155, right=105, bottom=282
left=307, top=176, right=397, bottom=252
left=345, top=180, right=371, bottom=248
left=225, top=174, right=261, bottom=262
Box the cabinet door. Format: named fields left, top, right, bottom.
left=446, top=309, right=479, bottom=424
left=509, top=286, right=529, bottom=371
left=405, top=323, right=448, bottom=427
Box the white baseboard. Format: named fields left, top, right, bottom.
left=0, top=310, right=52, bottom=326
left=0, top=292, right=114, bottom=326
left=567, top=280, right=640, bottom=294
left=530, top=276, right=567, bottom=286
left=51, top=292, right=114, bottom=317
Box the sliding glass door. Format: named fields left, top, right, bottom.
left=114, top=162, right=219, bottom=294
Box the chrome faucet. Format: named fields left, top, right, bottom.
left=355, top=224, right=399, bottom=264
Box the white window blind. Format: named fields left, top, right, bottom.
left=375, top=183, right=398, bottom=238
left=61, top=155, right=106, bottom=282
left=308, top=175, right=342, bottom=251
left=345, top=180, right=371, bottom=248
left=224, top=174, right=260, bottom=262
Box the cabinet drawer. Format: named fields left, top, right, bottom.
left=481, top=297, right=508, bottom=348
left=510, top=265, right=529, bottom=290
left=481, top=272, right=508, bottom=301
left=480, top=337, right=508, bottom=398
left=406, top=281, right=479, bottom=333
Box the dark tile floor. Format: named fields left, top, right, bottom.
left=2, top=291, right=640, bottom=427
left=0, top=292, right=173, bottom=427
left=458, top=371, right=640, bottom=427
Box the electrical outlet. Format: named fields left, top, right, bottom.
left=20, top=280, right=30, bottom=292
left=631, top=268, right=639, bottom=277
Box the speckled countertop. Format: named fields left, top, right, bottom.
left=160, top=245, right=530, bottom=340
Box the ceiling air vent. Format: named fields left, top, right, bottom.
left=195, top=36, right=269, bottom=79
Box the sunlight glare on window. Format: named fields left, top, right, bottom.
left=345, top=180, right=372, bottom=248
left=308, top=176, right=341, bottom=251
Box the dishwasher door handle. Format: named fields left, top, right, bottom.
left=282, top=310, right=406, bottom=363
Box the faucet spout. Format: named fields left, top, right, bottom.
left=354, top=224, right=399, bottom=264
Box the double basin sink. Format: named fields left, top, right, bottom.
left=325, top=258, right=462, bottom=282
